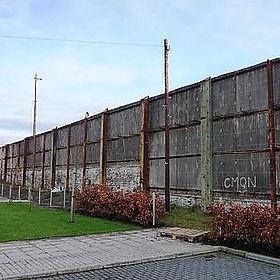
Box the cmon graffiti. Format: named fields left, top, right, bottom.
left=224, top=176, right=257, bottom=192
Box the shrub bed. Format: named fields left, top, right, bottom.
left=75, top=184, right=164, bottom=227
left=207, top=201, right=280, bottom=256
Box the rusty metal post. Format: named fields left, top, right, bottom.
left=4, top=145, right=8, bottom=183
left=22, top=139, right=27, bottom=187
left=41, top=134, right=46, bottom=189
left=164, top=38, right=171, bottom=212
left=82, top=117, right=88, bottom=188
left=17, top=142, right=20, bottom=185
left=0, top=149, right=2, bottom=182
left=11, top=144, right=15, bottom=184
left=31, top=135, right=36, bottom=190
left=51, top=128, right=58, bottom=190
left=66, top=126, right=72, bottom=191
left=267, top=60, right=277, bottom=212
left=140, top=97, right=150, bottom=192
left=100, top=109, right=108, bottom=186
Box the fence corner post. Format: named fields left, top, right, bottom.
left=140, top=97, right=150, bottom=192
left=201, top=77, right=213, bottom=212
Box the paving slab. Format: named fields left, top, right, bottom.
left=0, top=229, right=216, bottom=279
left=1, top=228, right=280, bottom=279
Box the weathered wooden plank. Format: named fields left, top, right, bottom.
left=107, top=137, right=140, bottom=162
left=170, top=86, right=201, bottom=127
left=213, top=113, right=268, bottom=153
left=212, top=152, right=270, bottom=193
left=212, top=76, right=237, bottom=117
left=273, top=60, right=280, bottom=107
left=108, top=105, right=141, bottom=138
left=170, top=126, right=200, bottom=156
left=87, top=117, right=101, bottom=143
left=236, top=66, right=267, bottom=113
left=70, top=123, right=84, bottom=146
left=56, top=127, right=69, bottom=149
left=149, top=157, right=201, bottom=190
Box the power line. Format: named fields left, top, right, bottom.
left=0, top=34, right=162, bottom=48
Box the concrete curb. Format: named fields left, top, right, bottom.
left=219, top=246, right=280, bottom=266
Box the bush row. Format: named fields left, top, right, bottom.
left=207, top=201, right=280, bottom=246
left=75, top=184, right=164, bottom=226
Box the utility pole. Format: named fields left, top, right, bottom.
left=164, top=39, right=171, bottom=213
left=29, top=72, right=42, bottom=209
left=33, top=73, right=43, bottom=136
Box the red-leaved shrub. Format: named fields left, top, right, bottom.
left=75, top=184, right=164, bottom=227
left=207, top=201, right=280, bottom=246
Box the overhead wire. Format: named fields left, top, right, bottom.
left=0, top=34, right=162, bottom=48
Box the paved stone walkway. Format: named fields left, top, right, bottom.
left=38, top=252, right=280, bottom=280
left=0, top=196, right=279, bottom=279
left=0, top=229, right=216, bottom=279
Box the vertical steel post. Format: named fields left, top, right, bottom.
left=267, top=60, right=277, bottom=212
left=164, top=38, right=171, bottom=212
left=201, top=77, right=213, bottom=212
left=51, top=128, right=58, bottom=190
left=0, top=147, right=2, bottom=182
left=0, top=152, right=2, bottom=182
left=31, top=134, right=36, bottom=189
left=41, top=133, right=46, bottom=189
left=140, top=97, right=150, bottom=192
left=66, top=126, right=72, bottom=191
left=39, top=134, right=46, bottom=206
left=22, top=139, right=27, bottom=188
left=11, top=144, right=15, bottom=184
left=82, top=117, right=88, bottom=188
left=17, top=142, right=20, bottom=185
left=100, top=109, right=108, bottom=186
left=4, top=145, right=8, bottom=182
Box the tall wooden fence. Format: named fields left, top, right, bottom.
left=1, top=59, right=280, bottom=208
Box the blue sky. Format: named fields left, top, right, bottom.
left=1, top=0, right=280, bottom=146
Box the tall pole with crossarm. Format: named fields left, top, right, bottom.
left=29, top=73, right=42, bottom=209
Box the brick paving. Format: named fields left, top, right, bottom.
left=38, top=252, right=280, bottom=280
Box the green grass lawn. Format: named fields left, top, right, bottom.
left=159, top=206, right=211, bottom=231
left=0, top=202, right=141, bottom=242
